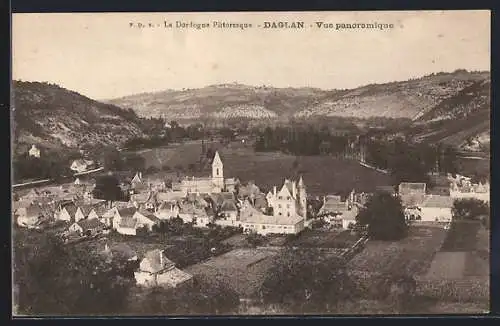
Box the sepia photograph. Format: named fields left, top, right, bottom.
left=11, top=10, right=490, bottom=316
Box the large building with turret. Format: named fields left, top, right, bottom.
left=266, top=177, right=307, bottom=220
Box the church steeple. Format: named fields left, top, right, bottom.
left=212, top=151, right=224, bottom=191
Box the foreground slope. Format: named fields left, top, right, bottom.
left=12, top=81, right=146, bottom=155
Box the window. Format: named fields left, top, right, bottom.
left=278, top=204, right=282, bottom=208
left=279, top=212, right=282, bottom=216
left=278, top=196, right=283, bottom=200
left=216, top=168, right=219, bottom=176
left=287, top=212, right=290, bottom=217
left=286, top=204, right=290, bottom=209
left=287, top=196, right=291, bottom=200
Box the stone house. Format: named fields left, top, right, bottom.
left=134, top=249, right=193, bottom=288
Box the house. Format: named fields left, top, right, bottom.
left=56, top=202, right=78, bottom=222
left=74, top=178, right=82, bottom=186
left=177, top=202, right=212, bottom=225
left=74, top=204, right=96, bottom=222
left=68, top=218, right=105, bottom=237
left=419, top=195, right=454, bottom=222
left=15, top=204, right=52, bottom=228
left=219, top=199, right=239, bottom=221
left=134, top=249, right=193, bottom=288
left=155, top=201, right=180, bottom=220
left=266, top=177, right=307, bottom=220
left=28, top=144, right=41, bottom=158
left=130, top=172, right=147, bottom=193
left=112, top=207, right=137, bottom=230
left=115, top=209, right=160, bottom=236
left=238, top=199, right=305, bottom=235
left=70, top=159, right=94, bottom=173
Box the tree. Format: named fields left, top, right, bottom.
left=452, top=198, right=489, bottom=220
left=92, top=174, right=123, bottom=204
left=356, top=192, right=408, bottom=240
left=13, top=232, right=133, bottom=315
left=259, top=248, right=357, bottom=313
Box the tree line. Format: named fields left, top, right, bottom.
left=254, top=126, right=350, bottom=156
left=363, top=138, right=459, bottom=185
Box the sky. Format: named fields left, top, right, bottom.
left=12, top=10, right=490, bottom=100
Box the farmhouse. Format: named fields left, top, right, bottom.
left=134, top=249, right=193, bottom=289
left=68, top=218, right=105, bottom=237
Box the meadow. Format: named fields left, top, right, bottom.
left=132, top=140, right=394, bottom=196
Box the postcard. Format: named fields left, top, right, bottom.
left=11, top=10, right=490, bottom=316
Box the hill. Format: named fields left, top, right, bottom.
left=107, top=70, right=489, bottom=121
left=12, top=81, right=146, bottom=155
left=107, top=70, right=490, bottom=149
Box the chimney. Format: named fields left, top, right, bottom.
left=273, top=186, right=277, bottom=196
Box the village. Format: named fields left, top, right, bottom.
left=12, top=141, right=491, bottom=306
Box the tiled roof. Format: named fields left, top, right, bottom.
left=398, top=183, right=426, bottom=194
left=319, top=201, right=348, bottom=214
left=78, top=204, right=94, bottom=217
left=220, top=200, right=238, bottom=212
left=138, top=210, right=161, bottom=223
left=64, top=204, right=78, bottom=217
left=117, top=207, right=137, bottom=218
left=157, top=191, right=185, bottom=203
left=77, top=218, right=105, bottom=230
left=421, top=195, right=454, bottom=208
left=158, top=267, right=193, bottom=286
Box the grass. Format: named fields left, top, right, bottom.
left=132, top=141, right=393, bottom=196
left=440, top=220, right=480, bottom=252
left=287, top=229, right=360, bottom=248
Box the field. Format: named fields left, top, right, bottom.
left=132, top=141, right=393, bottom=196
left=185, top=248, right=280, bottom=298
left=348, top=225, right=447, bottom=276
left=440, top=220, right=480, bottom=252
left=455, top=156, right=490, bottom=179
left=287, top=229, right=360, bottom=248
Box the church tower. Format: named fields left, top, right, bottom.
left=212, top=151, right=224, bottom=191
left=297, top=176, right=307, bottom=218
